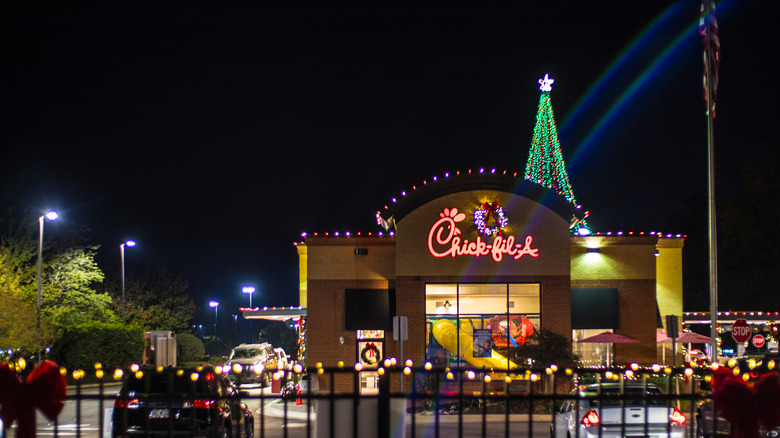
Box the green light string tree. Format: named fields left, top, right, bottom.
left=524, top=74, right=591, bottom=235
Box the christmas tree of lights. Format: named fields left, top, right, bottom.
left=524, top=74, right=590, bottom=234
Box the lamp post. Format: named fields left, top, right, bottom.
left=242, top=286, right=256, bottom=308
left=120, top=240, right=136, bottom=323
left=36, top=210, right=58, bottom=363
left=242, top=286, right=256, bottom=342
left=209, top=300, right=219, bottom=335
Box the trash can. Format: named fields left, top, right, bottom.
left=272, top=376, right=281, bottom=393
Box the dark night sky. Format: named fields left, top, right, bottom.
left=3, top=1, right=778, bottom=324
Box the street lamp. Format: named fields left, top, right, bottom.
left=36, top=210, right=58, bottom=363
left=209, top=300, right=219, bottom=335
left=120, top=240, right=136, bottom=323
left=242, top=285, right=257, bottom=343
left=242, top=286, right=256, bottom=308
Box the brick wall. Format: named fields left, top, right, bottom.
left=571, top=278, right=658, bottom=365
left=307, top=279, right=392, bottom=393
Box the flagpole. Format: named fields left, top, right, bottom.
left=703, top=0, right=719, bottom=363
left=707, top=103, right=717, bottom=362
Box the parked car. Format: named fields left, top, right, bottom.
left=695, top=400, right=731, bottom=437
left=112, top=365, right=254, bottom=438
left=274, top=348, right=290, bottom=370
left=551, top=383, right=686, bottom=438
left=698, top=356, right=780, bottom=438
left=222, top=343, right=278, bottom=386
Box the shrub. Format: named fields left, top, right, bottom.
left=177, top=333, right=205, bottom=362
left=52, top=321, right=145, bottom=371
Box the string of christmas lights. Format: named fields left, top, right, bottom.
left=524, top=74, right=591, bottom=234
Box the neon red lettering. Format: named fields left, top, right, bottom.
left=428, top=208, right=539, bottom=262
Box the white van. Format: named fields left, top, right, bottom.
left=274, top=347, right=290, bottom=370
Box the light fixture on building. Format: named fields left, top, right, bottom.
left=654, top=250, right=660, bottom=257
left=442, top=300, right=457, bottom=313
left=586, top=248, right=600, bottom=253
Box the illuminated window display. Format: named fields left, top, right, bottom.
left=425, top=283, right=540, bottom=368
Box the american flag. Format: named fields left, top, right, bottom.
left=699, top=0, right=720, bottom=117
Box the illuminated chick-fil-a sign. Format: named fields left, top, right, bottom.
left=427, top=208, right=539, bottom=262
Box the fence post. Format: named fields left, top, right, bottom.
left=377, top=369, right=390, bottom=438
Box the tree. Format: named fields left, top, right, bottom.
left=717, top=142, right=780, bottom=310
left=0, top=247, right=51, bottom=350
left=0, top=211, right=115, bottom=353
left=256, top=320, right=298, bottom=359
left=508, top=329, right=579, bottom=394
left=524, top=74, right=590, bottom=233
left=42, top=246, right=113, bottom=328
left=509, top=328, right=579, bottom=369
left=112, top=264, right=196, bottom=333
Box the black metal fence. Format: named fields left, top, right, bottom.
left=4, top=363, right=735, bottom=438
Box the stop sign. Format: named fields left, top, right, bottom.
left=753, top=334, right=766, bottom=348
left=731, top=319, right=751, bottom=343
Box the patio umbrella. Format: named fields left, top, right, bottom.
left=676, top=332, right=712, bottom=344
left=579, top=331, right=640, bottom=344
left=658, top=331, right=712, bottom=363
left=657, top=331, right=711, bottom=343
left=578, top=332, right=639, bottom=366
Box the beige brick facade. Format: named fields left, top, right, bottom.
left=297, top=182, right=684, bottom=391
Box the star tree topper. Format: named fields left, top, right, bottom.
left=538, top=73, right=554, bottom=92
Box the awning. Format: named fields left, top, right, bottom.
left=345, top=288, right=395, bottom=330
left=241, top=306, right=306, bottom=321
left=571, top=288, right=618, bottom=330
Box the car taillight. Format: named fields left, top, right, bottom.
left=581, top=410, right=600, bottom=426
left=114, top=398, right=140, bottom=409
left=185, top=399, right=215, bottom=409
left=670, top=408, right=686, bottom=426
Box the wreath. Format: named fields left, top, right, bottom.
left=360, top=343, right=381, bottom=364
left=474, top=201, right=509, bottom=236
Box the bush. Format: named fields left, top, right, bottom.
left=177, top=333, right=205, bottom=363
left=52, top=321, right=145, bottom=371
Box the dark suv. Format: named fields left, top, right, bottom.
left=112, top=365, right=254, bottom=438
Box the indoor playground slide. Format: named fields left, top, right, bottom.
left=431, top=319, right=519, bottom=370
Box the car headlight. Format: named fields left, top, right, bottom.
left=232, top=363, right=243, bottom=374
left=253, top=364, right=263, bottom=374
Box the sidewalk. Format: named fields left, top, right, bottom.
left=261, top=398, right=553, bottom=424
left=263, top=398, right=314, bottom=420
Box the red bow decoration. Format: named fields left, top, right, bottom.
left=0, top=360, right=67, bottom=438
left=711, top=366, right=780, bottom=438
left=365, top=343, right=377, bottom=358
left=482, top=201, right=498, bottom=225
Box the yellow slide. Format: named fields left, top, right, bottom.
left=431, top=319, right=519, bottom=371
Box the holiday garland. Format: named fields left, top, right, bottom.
left=360, top=343, right=381, bottom=364
left=474, top=201, right=509, bottom=236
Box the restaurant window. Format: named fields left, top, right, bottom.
left=573, top=329, right=612, bottom=367
left=424, top=283, right=540, bottom=370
